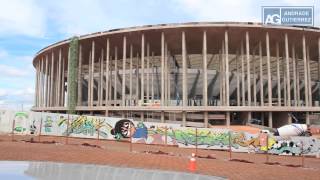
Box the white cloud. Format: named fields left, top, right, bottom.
left=0, top=0, right=46, bottom=37
left=175, top=0, right=319, bottom=27
left=0, top=87, right=34, bottom=110
left=41, top=0, right=110, bottom=36
left=0, top=64, right=28, bottom=77
left=175, top=0, right=259, bottom=22
left=11, top=87, right=34, bottom=96
left=0, top=48, right=34, bottom=76
left=0, top=49, right=8, bottom=58
left=0, top=88, right=7, bottom=97
left=0, top=48, right=35, bottom=110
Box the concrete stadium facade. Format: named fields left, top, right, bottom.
left=32, top=22, right=320, bottom=128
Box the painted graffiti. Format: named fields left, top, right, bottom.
left=0, top=110, right=319, bottom=156
left=13, top=112, right=28, bottom=133
left=44, top=116, right=53, bottom=133
left=57, top=115, right=113, bottom=138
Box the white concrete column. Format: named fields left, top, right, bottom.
left=307, top=46, right=312, bottom=106
left=88, top=51, right=92, bottom=107
left=226, top=112, right=230, bottom=127
left=47, top=60, right=50, bottom=107
left=276, top=42, right=281, bottom=106
left=182, top=31, right=187, bottom=126
left=266, top=32, right=272, bottom=127
left=35, top=60, right=39, bottom=107
left=259, top=41, right=264, bottom=106
left=241, top=43, right=245, bottom=106
left=219, top=50, right=223, bottom=104
left=302, top=35, right=309, bottom=106
left=37, top=62, right=41, bottom=107
left=268, top=112, right=273, bottom=128
left=99, top=49, right=104, bottom=106
left=91, top=41, right=95, bottom=106
left=122, top=36, right=127, bottom=106
left=306, top=112, right=310, bottom=124
left=53, top=52, right=56, bottom=106
left=246, top=32, right=251, bottom=107
left=141, top=34, right=145, bottom=101
left=54, top=58, right=58, bottom=106
left=42, top=57, right=45, bottom=107
left=297, top=62, right=301, bottom=106
left=292, top=45, right=297, bottom=106
left=319, top=37, right=320, bottom=91
left=246, top=32, right=251, bottom=121
left=253, top=51, right=257, bottom=106
left=114, top=47, right=118, bottom=104
left=225, top=30, right=229, bottom=106
left=61, top=57, right=65, bottom=107
left=266, top=32, right=272, bottom=107
left=151, top=52, right=154, bottom=102
left=182, top=31, right=187, bottom=107
left=202, top=32, right=208, bottom=98
left=204, top=111, right=208, bottom=128
left=45, top=55, right=49, bottom=107
left=35, top=62, right=39, bottom=107
left=318, top=37, right=320, bottom=106
left=236, top=51, right=240, bottom=106
left=50, top=52, right=54, bottom=106
left=161, top=32, right=165, bottom=106
left=57, top=49, right=62, bottom=106
left=203, top=30, right=208, bottom=127
left=39, top=58, right=43, bottom=107
left=40, top=61, right=43, bottom=107
left=98, top=57, right=101, bottom=106
left=147, top=43, right=150, bottom=101
left=221, top=41, right=225, bottom=105
left=285, top=33, right=291, bottom=106
left=283, top=58, right=287, bottom=107
left=129, top=44, right=133, bottom=106
left=135, top=53, right=139, bottom=104
left=161, top=111, right=165, bottom=123
left=165, top=44, right=169, bottom=105
left=164, top=43, right=167, bottom=104
left=182, top=111, right=186, bottom=127
left=105, top=39, right=110, bottom=106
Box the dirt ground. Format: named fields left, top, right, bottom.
left=0, top=134, right=319, bottom=180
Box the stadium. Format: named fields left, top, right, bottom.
left=32, top=22, right=320, bottom=128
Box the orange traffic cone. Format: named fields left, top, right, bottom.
left=188, top=153, right=196, bottom=172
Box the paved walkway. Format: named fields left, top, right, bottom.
left=0, top=135, right=319, bottom=180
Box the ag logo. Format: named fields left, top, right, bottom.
left=263, top=8, right=281, bottom=25
left=265, top=14, right=280, bottom=24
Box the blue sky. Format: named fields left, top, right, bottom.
left=0, top=0, right=319, bottom=110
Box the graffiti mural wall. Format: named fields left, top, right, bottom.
left=0, top=110, right=319, bottom=156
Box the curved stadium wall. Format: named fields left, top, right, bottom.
left=32, top=22, right=320, bottom=128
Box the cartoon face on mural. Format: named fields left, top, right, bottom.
left=111, top=119, right=136, bottom=139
